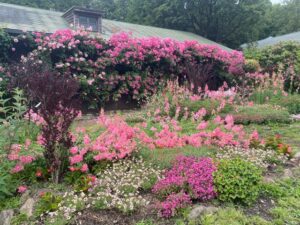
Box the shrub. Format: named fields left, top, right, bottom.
left=13, top=29, right=243, bottom=108
left=12, top=61, right=81, bottom=183
left=244, top=59, right=260, bottom=73
left=0, top=165, right=18, bottom=200
left=0, top=29, right=12, bottom=64
left=229, top=105, right=290, bottom=124
left=0, top=88, right=29, bottom=146
left=270, top=94, right=300, bottom=114
left=245, top=42, right=300, bottom=93
left=214, top=158, right=262, bottom=205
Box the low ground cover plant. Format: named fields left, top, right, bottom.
left=153, top=156, right=216, bottom=217
left=200, top=208, right=271, bottom=225
left=90, top=157, right=161, bottom=214
left=216, top=146, right=288, bottom=169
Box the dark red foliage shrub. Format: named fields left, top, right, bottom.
left=11, top=59, right=81, bottom=183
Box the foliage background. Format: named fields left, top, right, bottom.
left=1, top=0, right=299, bottom=48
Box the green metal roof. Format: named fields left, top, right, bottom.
left=0, top=2, right=231, bottom=51
left=243, top=31, right=300, bottom=48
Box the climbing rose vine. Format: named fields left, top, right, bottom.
left=27, top=29, right=244, bottom=108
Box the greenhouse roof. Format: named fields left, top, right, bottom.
left=0, top=2, right=231, bottom=51
left=243, top=31, right=300, bottom=48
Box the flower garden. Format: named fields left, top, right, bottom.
left=0, top=28, right=300, bottom=225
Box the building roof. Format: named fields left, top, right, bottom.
left=0, top=2, right=231, bottom=51
left=243, top=31, right=300, bottom=48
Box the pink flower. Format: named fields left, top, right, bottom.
left=250, top=130, right=260, bottom=140
left=11, top=164, right=24, bottom=173
left=81, top=164, right=89, bottom=172
left=213, top=116, right=223, bottom=125
left=69, top=154, right=83, bottom=165
left=159, top=192, right=192, bottom=218
left=197, top=121, right=208, bottom=130
left=36, top=170, right=42, bottom=177
left=8, top=153, right=19, bottom=161
left=83, top=135, right=91, bottom=145
left=19, top=155, right=35, bottom=165
left=248, top=101, right=254, bottom=107
left=70, top=146, right=79, bottom=155
left=37, top=134, right=46, bottom=146
left=69, top=167, right=76, bottom=172
left=11, top=144, right=22, bottom=152
left=25, top=139, right=31, bottom=148
left=18, top=186, right=27, bottom=193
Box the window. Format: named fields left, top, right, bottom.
left=77, top=15, right=99, bottom=32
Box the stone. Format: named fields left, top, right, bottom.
left=188, top=205, right=219, bottom=220
left=283, top=169, right=293, bottom=179
left=0, top=210, right=14, bottom=225
left=294, top=152, right=300, bottom=160
left=20, top=198, right=35, bottom=218
left=20, top=190, right=31, bottom=204
left=291, top=114, right=300, bottom=120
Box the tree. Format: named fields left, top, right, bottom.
left=1, top=0, right=299, bottom=49
left=269, top=0, right=300, bottom=35
left=141, top=0, right=271, bottom=48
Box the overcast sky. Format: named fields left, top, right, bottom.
left=271, top=0, right=283, bottom=4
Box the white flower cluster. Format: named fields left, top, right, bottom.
left=39, top=158, right=162, bottom=223
left=41, top=191, right=89, bottom=224
left=216, top=146, right=288, bottom=169
left=90, top=157, right=162, bottom=214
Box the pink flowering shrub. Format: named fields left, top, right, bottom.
left=27, top=29, right=244, bottom=108
left=153, top=156, right=216, bottom=218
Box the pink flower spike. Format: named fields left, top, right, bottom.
left=197, top=121, right=208, bottom=130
